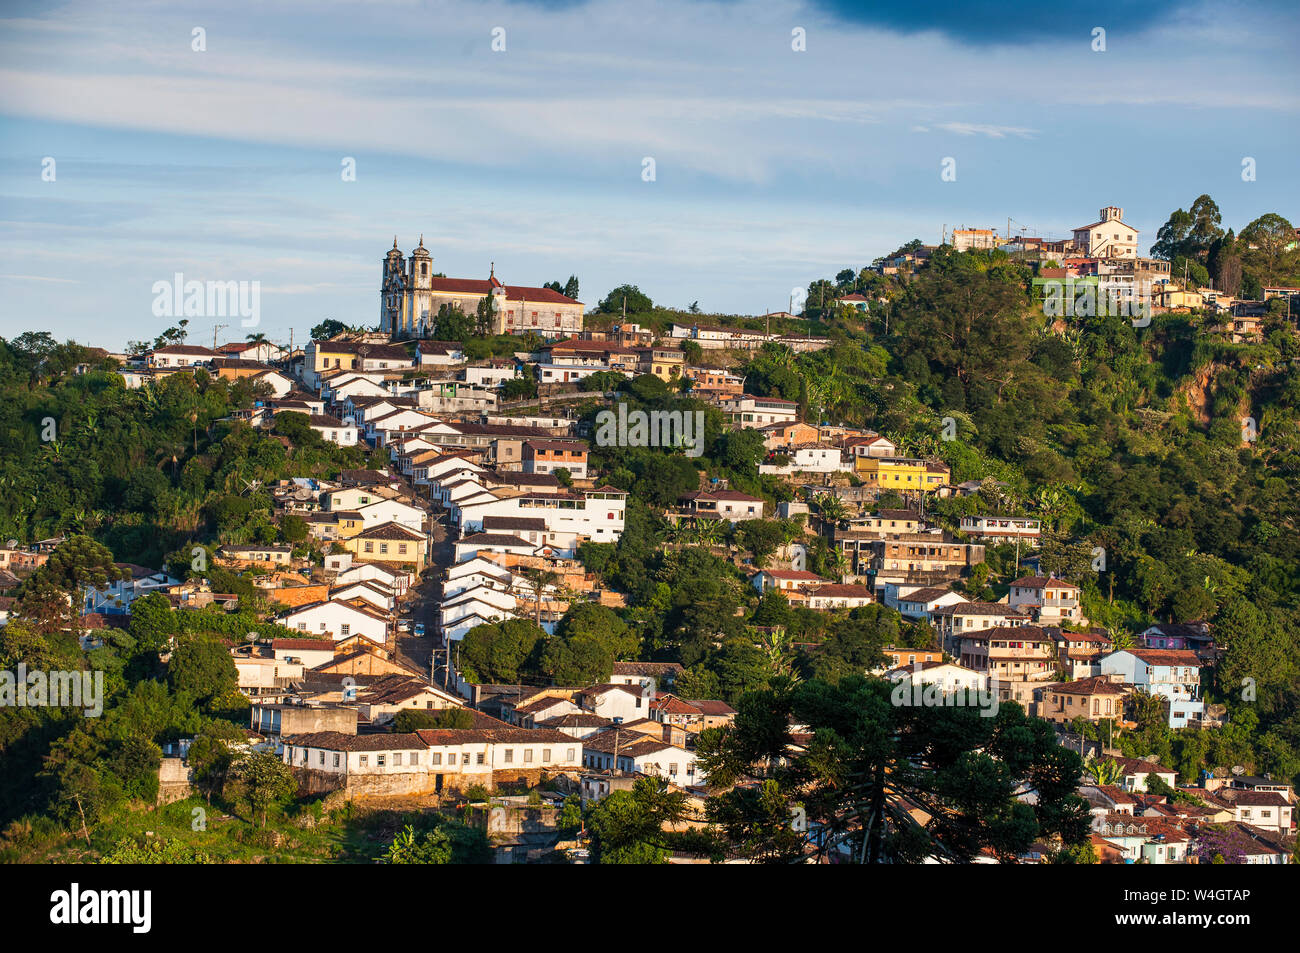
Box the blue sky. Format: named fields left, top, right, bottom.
left=1, top=0, right=1297, bottom=349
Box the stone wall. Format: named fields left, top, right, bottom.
left=157, top=757, right=194, bottom=805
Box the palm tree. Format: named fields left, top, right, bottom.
left=755, top=626, right=800, bottom=681
left=519, top=567, right=560, bottom=626
left=1129, top=690, right=1166, bottom=729
left=1084, top=758, right=1123, bottom=786
left=814, top=493, right=848, bottom=526
left=823, top=545, right=849, bottom=582
left=1106, top=624, right=1135, bottom=651
left=695, top=519, right=726, bottom=546
left=1033, top=486, right=1070, bottom=534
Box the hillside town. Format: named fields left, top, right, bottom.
left=2, top=195, right=1297, bottom=866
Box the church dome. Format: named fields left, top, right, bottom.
left=411, top=234, right=431, bottom=258
left=386, top=237, right=404, bottom=259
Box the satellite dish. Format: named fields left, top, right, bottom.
left=1231, top=765, right=1245, bottom=776
left=1140, top=754, right=1160, bottom=763
left=5, top=539, right=17, bottom=549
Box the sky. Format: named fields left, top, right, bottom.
left=0, top=0, right=1297, bottom=350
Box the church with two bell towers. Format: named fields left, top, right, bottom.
left=379, top=237, right=584, bottom=340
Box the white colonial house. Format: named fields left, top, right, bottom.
left=455, top=487, right=627, bottom=555
left=577, top=684, right=655, bottom=723
left=354, top=498, right=427, bottom=534
left=582, top=732, right=700, bottom=788
left=453, top=533, right=543, bottom=563
left=885, top=660, right=988, bottom=695
left=931, top=602, right=1031, bottom=655
left=332, top=562, right=412, bottom=597
left=1007, top=575, right=1085, bottom=625
left=308, top=414, right=360, bottom=446
left=959, top=515, right=1042, bottom=546
left=718, top=394, right=799, bottom=428
left=83, top=563, right=179, bottom=615
left=888, top=585, right=967, bottom=621
left=329, top=581, right=395, bottom=613
left=1098, top=648, right=1204, bottom=729
left=279, top=599, right=389, bottom=645
left=1072, top=206, right=1139, bottom=260
left=806, top=583, right=874, bottom=610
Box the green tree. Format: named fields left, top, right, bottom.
left=698, top=678, right=1091, bottom=863
left=459, top=619, right=545, bottom=684
left=587, top=777, right=696, bottom=864
left=597, top=284, right=653, bottom=314
left=167, top=636, right=239, bottom=710
left=227, top=751, right=298, bottom=827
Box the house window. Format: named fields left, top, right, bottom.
left=567, top=748, right=576, bottom=761
left=524, top=749, right=533, bottom=763
left=319, top=751, right=325, bottom=765
left=341, top=624, right=350, bottom=637
left=359, top=755, right=369, bottom=766
left=376, top=755, right=386, bottom=767
left=394, top=753, right=402, bottom=766
left=431, top=752, right=442, bottom=765
left=504, top=749, right=513, bottom=763
left=476, top=752, right=486, bottom=765
left=333, top=753, right=340, bottom=767
left=542, top=748, right=552, bottom=763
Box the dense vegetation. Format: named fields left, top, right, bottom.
left=1, top=194, right=1297, bottom=861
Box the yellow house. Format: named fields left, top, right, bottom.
left=854, top=456, right=949, bottom=491
left=341, top=522, right=428, bottom=571
left=637, top=346, right=686, bottom=381
left=333, top=510, right=367, bottom=539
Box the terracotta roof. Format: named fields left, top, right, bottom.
left=415, top=726, right=575, bottom=745
left=426, top=277, right=581, bottom=305
left=1121, top=648, right=1202, bottom=667
left=1047, top=676, right=1128, bottom=696
left=456, top=533, right=537, bottom=548
left=898, top=587, right=957, bottom=603
left=932, top=602, right=1030, bottom=617
left=482, top=516, right=549, bottom=533
left=612, top=661, right=685, bottom=677
left=684, top=699, right=736, bottom=716
left=1009, top=575, right=1080, bottom=589
left=354, top=522, right=425, bottom=541
left=536, top=713, right=612, bottom=728
left=809, top=583, right=872, bottom=599
left=283, top=731, right=427, bottom=752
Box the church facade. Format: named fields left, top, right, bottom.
left=380, top=238, right=584, bottom=339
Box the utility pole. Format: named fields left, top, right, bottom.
left=212, top=323, right=229, bottom=350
